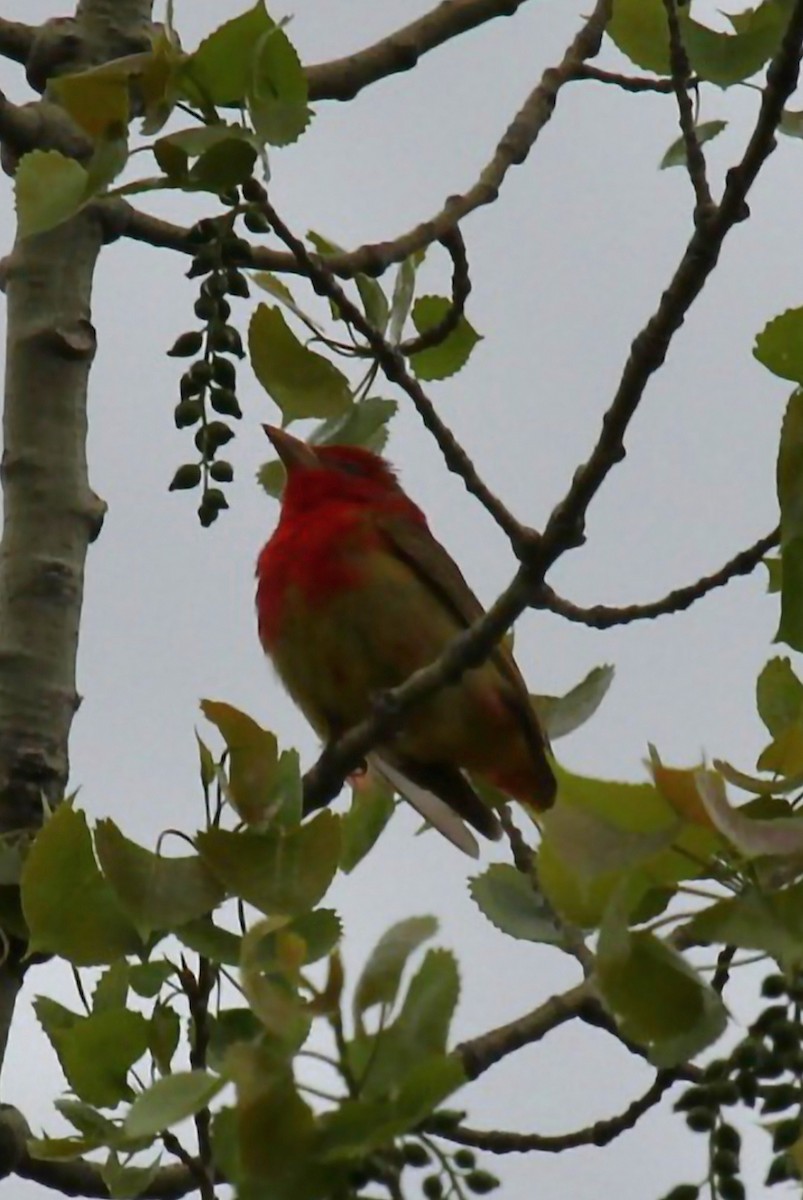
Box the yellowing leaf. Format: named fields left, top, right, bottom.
left=201, top=699, right=279, bottom=824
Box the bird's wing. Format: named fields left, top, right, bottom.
left=369, top=753, right=480, bottom=858
left=377, top=512, right=553, bottom=782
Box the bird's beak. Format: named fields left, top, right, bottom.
left=262, top=425, right=320, bottom=472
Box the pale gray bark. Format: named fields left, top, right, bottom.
left=0, top=0, right=155, bottom=1081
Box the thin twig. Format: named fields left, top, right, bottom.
left=397, top=228, right=471, bottom=357
left=663, top=0, right=714, bottom=218
left=569, top=63, right=687, bottom=93
left=534, top=1, right=803, bottom=574
left=117, top=0, right=612, bottom=281
left=261, top=199, right=525, bottom=546
left=537, top=528, right=778, bottom=628
left=432, top=1070, right=679, bottom=1153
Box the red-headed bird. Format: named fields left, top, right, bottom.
left=256, top=426, right=556, bottom=855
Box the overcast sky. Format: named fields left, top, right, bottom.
left=1, top=1, right=799, bottom=1197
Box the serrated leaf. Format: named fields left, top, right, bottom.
left=340, top=771, right=396, bottom=872
left=36, top=1002, right=150, bottom=1107
left=754, top=308, right=803, bottom=383
left=249, top=304, right=352, bottom=422
left=129, top=961, right=175, bottom=999
left=776, top=390, right=803, bottom=650
left=319, top=1055, right=464, bottom=1159
left=757, top=657, right=803, bottom=736
left=200, top=699, right=279, bottom=825
left=311, top=397, right=397, bottom=455
left=410, top=296, right=481, bottom=381
left=607, top=0, right=670, bottom=73
left=180, top=1, right=274, bottom=107
left=470, top=864, right=563, bottom=943
left=174, top=916, right=242, bottom=965
left=358, top=948, right=459, bottom=1099
left=660, top=120, right=727, bottom=169
left=597, top=925, right=727, bottom=1067
left=149, top=1003, right=181, bottom=1075
left=196, top=811, right=340, bottom=916
left=15, top=150, right=90, bottom=239
left=101, top=1151, right=162, bottom=1200
left=535, top=664, right=614, bottom=740
left=21, top=805, right=141, bottom=965
left=685, top=879, right=803, bottom=960
left=257, top=458, right=286, bottom=498
left=52, top=67, right=130, bottom=138
left=248, top=25, right=310, bottom=147
left=93, top=961, right=130, bottom=1013
left=353, top=916, right=437, bottom=1021
left=94, top=820, right=224, bottom=939
left=124, top=1071, right=225, bottom=1139
left=188, top=138, right=257, bottom=191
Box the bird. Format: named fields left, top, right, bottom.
left=255, top=425, right=556, bottom=856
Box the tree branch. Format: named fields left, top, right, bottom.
left=15, top=1152, right=199, bottom=1199
left=569, top=63, right=681, bottom=93
left=0, top=18, right=34, bottom=68
left=434, top=1070, right=679, bottom=1153
left=538, top=527, right=778, bottom=628
left=305, top=0, right=533, bottom=103
left=534, top=0, right=803, bottom=573
left=116, top=0, right=612, bottom=280
left=663, top=0, right=713, bottom=218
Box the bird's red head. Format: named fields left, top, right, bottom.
left=263, top=425, right=412, bottom=517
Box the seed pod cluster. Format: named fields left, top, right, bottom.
left=168, top=202, right=250, bottom=527
left=668, top=972, right=803, bottom=1199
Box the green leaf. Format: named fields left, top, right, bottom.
left=51, top=63, right=130, bottom=137
left=685, top=880, right=803, bottom=961
left=101, top=1151, right=162, bottom=1200
left=682, top=0, right=788, bottom=88
left=340, top=774, right=396, bottom=872
left=93, top=961, right=130, bottom=1013
left=22, top=805, right=141, bottom=965
left=597, top=926, right=727, bottom=1066
left=180, top=1, right=274, bottom=107
left=535, top=664, right=615, bottom=740
left=757, top=657, right=803, bottom=736
left=388, top=253, right=423, bottom=344
left=188, top=138, right=258, bottom=192
left=15, top=150, right=90, bottom=239
left=249, top=304, right=352, bottom=422
left=660, top=120, right=727, bottom=170
left=149, top=1003, right=181, bottom=1075
left=409, top=296, right=482, bottom=381
left=175, top=916, right=242, bottom=965
left=129, top=960, right=175, bottom=999
left=607, top=0, right=670, bottom=73
left=755, top=308, right=803, bottom=383
left=36, top=1001, right=150, bottom=1107
left=26, top=1136, right=100, bottom=1161
left=196, top=811, right=340, bottom=916
left=225, top=1043, right=329, bottom=1197
left=311, top=397, right=398, bottom=456
left=94, top=820, right=224, bottom=939
left=200, top=699, right=280, bottom=825
left=358, top=949, right=459, bottom=1099
left=319, top=1055, right=464, bottom=1159
left=125, top=1071, right=225, bottom=1139
left=780, top=107, right=803, bottom=138
left=55, top=1098, right=119, bottom=1142
left=538, top=762, right=719, bottom=928
left=353, top=916, right=437, bottom=1022
left=248, top=25, right=311, bottom=147
left=469, top=864, right=564, bottom=943
left=776, top=390, right=803, bottom=650
left=256, top=458, right=286, bottom=499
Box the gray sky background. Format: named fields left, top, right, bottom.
left=1, top=1, right=799, bottom=1196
